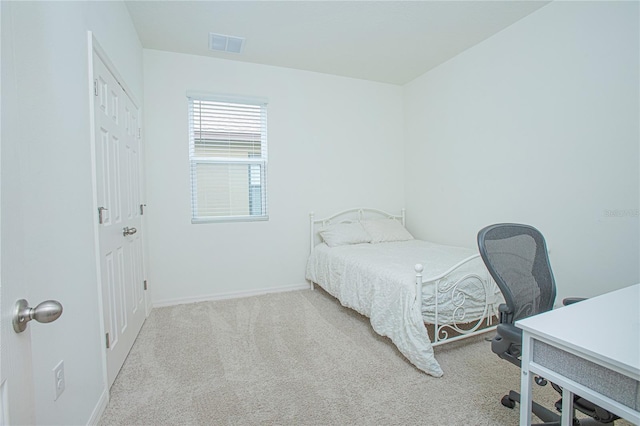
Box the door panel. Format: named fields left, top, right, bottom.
left=93, top=50, right=145, bottom=388
left=1, top=2, right=36, bottom=423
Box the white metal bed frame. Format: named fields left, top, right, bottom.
left=308, top=207, right=498, bottom=346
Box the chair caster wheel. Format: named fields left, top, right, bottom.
left=535, top=376, right=548, bottom=386
left=501, top=395, right=516, bottom=409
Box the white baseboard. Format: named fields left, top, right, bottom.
left=152, top=283, right=311, bottom=308
left=86, top=386, right=109, bottom=425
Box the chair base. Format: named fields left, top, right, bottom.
left=502, top=390, right=562, bottom=424
left=501, top=390, right=617, bottom=425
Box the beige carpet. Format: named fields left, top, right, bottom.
left=98, top=288, right=590, bottom=426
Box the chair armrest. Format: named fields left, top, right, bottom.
left=563, top=297, right=586, bottom=306
left=498, top=303, right=514, bottom=324
left=496, top=323, right=522, bottom=343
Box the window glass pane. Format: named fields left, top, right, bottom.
left=191, top=100, right=262, bottom=158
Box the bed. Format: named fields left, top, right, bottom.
left=305, top=208, right=502, bottom=377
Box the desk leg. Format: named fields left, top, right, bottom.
left=520, top=332, right=534, bottom=426
left=561, top=387, right=574, bottom=426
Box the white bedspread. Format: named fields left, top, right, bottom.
left=305, top=239, right=499, bottom=377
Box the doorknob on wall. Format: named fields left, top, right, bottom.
left=13, top=299, right=63, bottom=333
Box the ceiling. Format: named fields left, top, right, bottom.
left=125, top=1, right=551, bottom=85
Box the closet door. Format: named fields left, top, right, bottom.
left=93, top=49, right=146, bottom=388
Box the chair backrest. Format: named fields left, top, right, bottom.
left=477, top=224, right=556, bottom=324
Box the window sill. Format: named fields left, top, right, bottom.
left=191, top=215, right=269, bottom=224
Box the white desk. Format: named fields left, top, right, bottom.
left=516, top=283, right=640, bottom=426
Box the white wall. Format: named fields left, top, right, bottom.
left=2, top=0, right=634, bottom=423
left=144, top=50, right=404, bottom=305
left=1, top=1, right=143, bottom=424
left=404, top=1, right=639, bottom=301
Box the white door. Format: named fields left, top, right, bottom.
left=1, top=2, right=36, bottom=423
left=0, top=196, right=36, bottom=426
left=93, top=50, right=146, bottom=388
left=0, top=153, right=37, bottom=424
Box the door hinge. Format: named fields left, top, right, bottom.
left=144, top=280, right=148, bottom=291
left=98, top=206, right=108, bottom=224
left=105, top=332, right=110, bottom=349
left=93, top=79, right=98, bottom=97
left=140, top=204, right=146, bottom=215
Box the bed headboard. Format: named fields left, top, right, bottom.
left=309, top=208, right=406, bottom=253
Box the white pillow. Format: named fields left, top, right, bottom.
left=361, top=219, right=414, bottom=243
left=318, top=222, right=371, bottom=247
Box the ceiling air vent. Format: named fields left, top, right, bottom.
left=209, top=33, right=245, bottom=54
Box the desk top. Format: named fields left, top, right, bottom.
left=516, top=283, right=640, bottom=379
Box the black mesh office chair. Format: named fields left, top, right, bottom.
left=477, top=224, right=618, bottom=425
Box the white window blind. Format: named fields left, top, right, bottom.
left=188, top=95, right=268, bottom=222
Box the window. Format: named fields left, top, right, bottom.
left=188, top=94, right=268, bottom=222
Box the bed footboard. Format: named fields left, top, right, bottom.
left=414, top=255, right=499, bottom=346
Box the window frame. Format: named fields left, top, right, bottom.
left=187, top=92, right=269, bottom=223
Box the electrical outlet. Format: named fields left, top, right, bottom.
left=53, top=360, right=65, bottom=401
